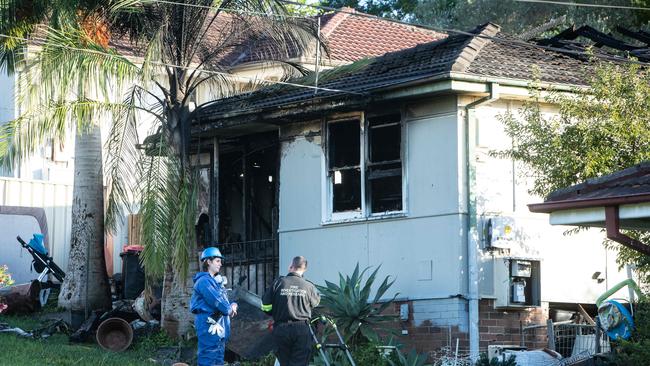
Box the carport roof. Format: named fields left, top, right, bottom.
left=528, top=162, right=650, bottom=230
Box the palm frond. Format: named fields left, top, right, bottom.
left=138, top=134, right=173, bottom=279
left=36, top=26, right=137, bottom=100
left=104, top=86, right=142, bottom=232
left=0, top=99, right=123, bottom=168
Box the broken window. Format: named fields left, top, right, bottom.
left=367, top=113, right=402, bottom=213
left=326, top=112, right=404, bottom=219
left=328, top=119, right=361, bottom=213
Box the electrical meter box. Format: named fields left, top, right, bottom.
left=482, top=216, right=515, bottom=249
left=510, top=260, right=531, bottom=277
left=494, top=257, right=541, bottom=308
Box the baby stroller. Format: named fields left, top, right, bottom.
left=16, top=234, right=66, bottom=306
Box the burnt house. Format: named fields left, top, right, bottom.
left=190, top=23, right=635, bottom=356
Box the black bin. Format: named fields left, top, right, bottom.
left=120, top=249, right=145, bottom=300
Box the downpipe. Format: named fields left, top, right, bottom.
left=464, top=83, right=499, bottom=362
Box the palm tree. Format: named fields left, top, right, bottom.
left=2, top=0, right=318, bottom=337
left=0, top=0, right=133, bottom=313
left=106, top=0, right=318, bottom=337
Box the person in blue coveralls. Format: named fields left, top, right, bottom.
left=191, top=247, right=238, bottom=366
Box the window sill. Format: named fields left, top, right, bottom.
left=321, top=211, right=408, bottom=226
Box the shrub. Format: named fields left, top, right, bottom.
left=606, top=339, right=650, bottom=365
left=0, top=265, right=14, bottom=287
left=474, top=353, right=516, bottom=366
left=353, top=341, right=391, bottom=366
left=0, top=265, right=14, bottom=314
left=388, top=348, right=427, bottom=366
left=239, top=353, right=276, bottom=366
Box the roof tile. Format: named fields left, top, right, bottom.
left=196, top=23, right=594, bottom=124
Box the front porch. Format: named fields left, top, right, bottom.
left=195, top=130, right=280, bottom=296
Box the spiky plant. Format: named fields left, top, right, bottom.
left=317, top=263, right=399, bottom=346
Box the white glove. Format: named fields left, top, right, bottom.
left=214, top=274, right=228, bottom=286
left=207, top=316, right=225, bottom=337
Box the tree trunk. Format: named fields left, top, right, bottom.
left=160, top=105, right=200, bottom=339
left=58, top=124, right=111, bottom=313
left=161, top=260, right=198, bottom=339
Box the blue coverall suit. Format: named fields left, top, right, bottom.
left=190, top=272, right=236, bottom=366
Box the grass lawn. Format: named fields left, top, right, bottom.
left=0, top=314, right=188, bottom=366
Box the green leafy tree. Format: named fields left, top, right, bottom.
left=1, top=0, right=318, bottom=337
left=416, top=0, right=650, bottom=34
left=285, top=0, right=321, bottom=16
left=320, top=0, right=417, bottom=19
left=494, top=62, right=650, bottom=283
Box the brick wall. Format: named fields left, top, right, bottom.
left=383, top=298, right=549, bottom=359
left=387, top=298, right=469, bottom=358
left=478, top=299, right=549, bottom=350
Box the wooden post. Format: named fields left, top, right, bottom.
left=242, top=144, right=248, bottom=243
left=546, top=319, right=556, bottom=351
left=210, top=137, right=219, bottom=245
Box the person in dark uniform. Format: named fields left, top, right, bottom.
left=262, top=256, right=320, bottom=366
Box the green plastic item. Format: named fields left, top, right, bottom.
left=596, top=278, right=643, bottom=307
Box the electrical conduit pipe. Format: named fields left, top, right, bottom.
left=464, top=83, right=499, bottom=361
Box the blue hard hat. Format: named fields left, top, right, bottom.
left=201, top=247, right=224, bottom=261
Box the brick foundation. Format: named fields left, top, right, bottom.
left=478, top=299, right=549, bottom=350
left=383, top=298, right=549, bottom=358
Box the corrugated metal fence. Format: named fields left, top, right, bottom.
left=0, top=177, right=73, bottom=270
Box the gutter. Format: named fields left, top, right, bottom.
left=528, top=193, right=650, bottom=213
left=605, top=206, right=650, bottom=256
left=196, top=72, right=585, bottom=129
left=464, top=82, right=499, bottom=362
left=377, top=71, right=586, bottom=95
left=447, top=72, right=586, bottom=92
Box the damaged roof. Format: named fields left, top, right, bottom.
left=529, top=162, right=650, bottom=213
left=194, top=23, right=593, bottom=128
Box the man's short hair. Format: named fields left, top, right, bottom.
left=291, top=256, right=308, bottom=270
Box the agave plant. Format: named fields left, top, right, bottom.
left=389, top=348, right=428, bottom=366
left=316, top=263, right=399, bottom=346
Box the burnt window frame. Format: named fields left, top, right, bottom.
left=326, top=113, right=366, bottom=220
left=324, top=110, right=406, bottom=222
left=365, top=112, right=404, bottom=216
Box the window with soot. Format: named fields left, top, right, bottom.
left=327, top=112, right=403, bottom=219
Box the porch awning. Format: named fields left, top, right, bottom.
left=528, top=162, right=650, bottom=255
left=528, top=162, right=650, bottom=230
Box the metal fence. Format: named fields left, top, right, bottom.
left=0, top=177, right=73, bottom=271
left=553, top=323, right=610, bottom=358
left=521, top=320, right=610, bottom=362
left=219, top=238, right=278, bottom=296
